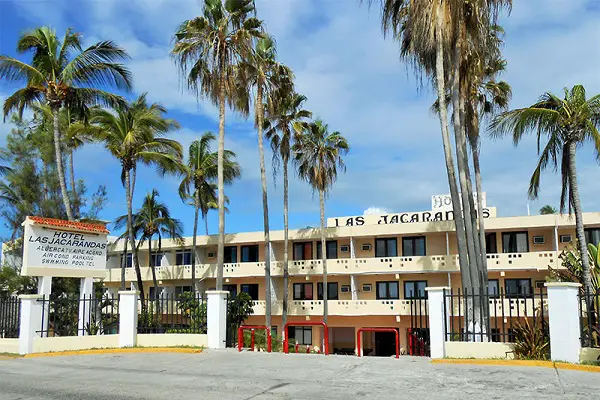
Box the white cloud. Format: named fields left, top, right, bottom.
left=363, top=207, right=391, bottom=216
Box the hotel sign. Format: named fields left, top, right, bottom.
left=432, top=193, right=486, bottom=212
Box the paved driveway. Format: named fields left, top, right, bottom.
left=0, top=350, right=598, bottom=399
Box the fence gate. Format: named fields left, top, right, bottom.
left=408, top=298, right=430, bottom=356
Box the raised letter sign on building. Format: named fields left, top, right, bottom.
left=21, top=216, right=108, bottom=278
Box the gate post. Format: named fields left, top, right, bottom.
left=18, top=294, right=43, bottom=355
left=119, top=291, right=138, bottom=348
left=207, top=290, right=228, bottom=349
left=425, top=287, right=449, bottom=359
left=545, top=282, right=581, bottom=363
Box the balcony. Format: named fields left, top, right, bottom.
left=250, top=299, right=428, bottom=316
left=485, top=252, right=558, bottom=270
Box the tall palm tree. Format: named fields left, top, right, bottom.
left=238, top=35, right=293, bottom=329
left=490, top=85, right=600, bottom=309
left=172, top=0, right=262, bottom=290
left=293, top=119, right=349, bottom=326
left=0, top=26, right=132, bottom=220
left=265, top=92, right=311, bottom=331
left=179, top=132, right=240, bottom=292
left=92, top=94, right=182, bottom=302
left=540, top=205, right=557, bottom=215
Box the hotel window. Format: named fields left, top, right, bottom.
left=505, top=278, right=532, bottom=298
left=376, top=281, right=399, bottom=300
left=150, top=252, right=164, bottom=267
left=485, top=233, right=498, bottom=254
left=585, top=228, right=600, bottom=246
left=488, top=279, right=499, bottom=297
left=404, top=281, right=427, bottom=299
left=176, top=250, right=192, bottom=265
left=149, top=286, right=163, bottom=299
left=121, top=253, right=132, bottom=268
left=502, top=231, right=529, bottom=253
left=316, top=241, right=338, bottom=259
left=317, top=282, right=339, bottom=300
left=293, top=283, right=314, bottom=300
left=174, top=285, right=192, bottom=295
left=291, top=326, right=312, bottom=345
left=375, top=238, right=398, bottom=257
left=241, top=284, right=259, bottom=300
left=293, top=242, right=313, bottom=260
left=224, top=246, right=237, bottom=263
left=402, top=236, right=426, bottom=257
left=241, top=245, right=259, bottom=262
left=223, top=284, right=237, bottom=298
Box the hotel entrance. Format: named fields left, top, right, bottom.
left=374, top=330, right=398, bottom=357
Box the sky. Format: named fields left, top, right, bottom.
left=0, top=0, right=599, bottom=239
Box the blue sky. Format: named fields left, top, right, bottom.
left=0, top=0, right=599, bottom=239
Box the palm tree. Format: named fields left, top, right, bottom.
left=92, top=94, right=182, bottom=302
left=172, top=0, right=262, bottom=291
left=490, top=85, right=600, bottom=310
left=265, top=92, right=311, bottom=331
left=293, top=119, right=349, bottom=325
left=0, top=26, right=132, bottom=220
left=540, top=205, right=557, bottom=215
left=238, top=35, right=293, bottom=330
left=179, top=132, right=241, bottom=292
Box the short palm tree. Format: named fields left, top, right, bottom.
left=0, top=26, right=132, bottom=220
left=540, top=205, right=557, bottom=215
left=179, top=132, right=240, bottom=291
left=265, top=92, right=311, bottom=330
left=491, top=84, right=600, bottom=307
left=92, top=94, right=182, bottom=302
left=172, top=0, right=262, bottom=290
left=293, top=119, right=349, bottom=325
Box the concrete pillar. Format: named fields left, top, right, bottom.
left=350, top=237, right=356, bottom=259
left=207, top=290, right=228, bottom=349
left=18, top=294, right=43, bottom=355
left=445, top=232, right=450, bottom=255
left=425, top=287, right=450, bottom=359
left=553, top=225, right=559, bottom=251
left=78, top=277, right=94, bottom=336
left=545, top=282, right=581, bottom=363
left=37, top=276, right=52, bottom=337
left=350, top=275, right=359, bottom=300
left=119, top=291, right=139, bottom=347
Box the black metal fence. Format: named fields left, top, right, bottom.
left=579, top=292, right=600, bottom=347
left=0, top=296, right=20, bottom=338
left=37, top=294, right=119, bottom=337
left=408, top=298, right=430, bottom=356
left=444, top=288, right=548, bottom=343
left=138, top=293, right=206, bottom=334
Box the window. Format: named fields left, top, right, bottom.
left=149, top=286, right=163, bottom=299
left=502, top=232, right=529, bottom=253
left=376, top=281, right=399, bottom=300
left=224, top=246, right=237, bottom=263
left=505, top=278, right=532, bottom=298
left=150, top=252, right=164, bottom=267
left=560, top=234, right=572, bottom=243
left=241, top=283, right=259, bottom=300
left=402, top=236, right=426, bottom=257
left=241, top=245, right=259, bottom=262
left=375, top=238, right=398, bottom=257
left=175, top=285, right=192, bottom=295
left=293, top=283, right=313, bottom=300
left=485, top=233, right=498, bottom=254
left=340, top=245, right=350, bottom=253
left=223, top=284, right=237, bottom=297
left=585, top=228, right=600, bottom=246
left=488, top=279, right=499, bottom=297
left=316, top=241, right=338, bottom=259
left=490, top=328, right=501, bottom=343
left=317, top=282, right=339, bottom=300
left=121, top=253, right=132, bottom=268
left=293, top=242, right=313, bottom=260
left=291, top=326, right=312, bottom=345
left=404, top=281, right=427, bottom=299
left=361, top=243, right=372, bottom=251
left=176, top=251, right=192, bottom=266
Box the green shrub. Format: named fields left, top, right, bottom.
left=513, top=319, right=550, bottom=360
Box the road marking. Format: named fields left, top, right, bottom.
left=431, top=358, right=600, bottom=373
left=23, top=347, right=202, bottom=358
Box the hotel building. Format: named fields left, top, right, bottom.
left=102, top=197, right=600, bottom=355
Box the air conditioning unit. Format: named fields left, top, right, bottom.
left=362, top=284, right=372, bottom=292
left=341, top=285, right=351, bottom=293
left=340, top=245, right=350, bottom=252
left=361, top=243, right=372, bottom=251
left=533, top=236, right=545, bottom=245
left=560, top=234, right=572, bottom=243
left=207, top=251, right=216, bottom=259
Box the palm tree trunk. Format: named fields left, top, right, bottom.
left=192, top=192, right=199, bottom=293
left=472, top=113, right=488, bottom=289
left=52, top=107, right=74, bottom=221
left=69, top=149, right=77, bottom=218
left=282, top=157, right=290, bottom=332
left=131, top=164, right=137, bottom=203
left=256, top=86, right=272, bottom=330
left=434, top=6, right=472, bottom=295
left=125, top=168, right=144, bottom=305
left=42, top=161, right=48, bottom=201
left=121, top=238, right=128, bottom=291
left=149, top=236, right=159, bottom=300
left=204, top=213, right=209, bottom=236
left=216, top=64, right=226, bottom=291
left=320, top=189, right=328, bottom=326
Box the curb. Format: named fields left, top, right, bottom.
left=23, top=347, right=203, bottom=358
left=431, top=358, right=600, bottom=373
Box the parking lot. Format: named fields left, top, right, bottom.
left=0, top=350, right=598, bottom=399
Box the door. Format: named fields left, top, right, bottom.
left=374, top=331, right=396, bottom=357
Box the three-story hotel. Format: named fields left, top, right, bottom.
left=102, top=196, right=600, bottom=355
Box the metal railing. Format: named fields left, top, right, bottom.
left=138, top=293, right=206, bottom=334
left=37, top=294, right=119, bottom=337
left=579, top=292, right=600, bottom=348
left=444, top=288, right=548, bottom=343
left=0, top=296, right=20, bottom=338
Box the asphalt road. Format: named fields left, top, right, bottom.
left=0, top=350, right=598, bottom=399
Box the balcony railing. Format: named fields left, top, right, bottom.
left=250, top=299, right=428, bottom=316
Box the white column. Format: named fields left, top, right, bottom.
left=270, top=276, right=278, bottom=303
left=207, top=290, right=228, bottom=349
left=78, top=277, right=94, bottom=336
left=425, top=287, right=450, bottom=359
left=37, top=276, right=52, bottom=337
left=553, top=225, right=559, bottom=251
left=445, top=232, right=450, bottom=255
left=350, top=237, right=356, bottom=259
left=18, top=294, right=43, bottom=355
left=545, top=282, right=581, bottom=363
left=350, top=275, right=359, bottom=300
left=268, top=242, right=276, bottom=262
left=119, top=291, right=139, bottom=348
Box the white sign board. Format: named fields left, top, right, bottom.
left=21, top=217, right=108, bottom=278
left=431, top=193, right=486, bottom=212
